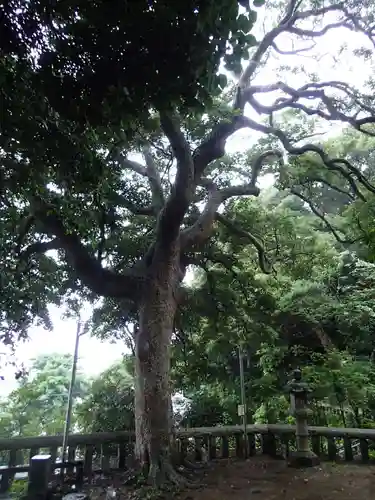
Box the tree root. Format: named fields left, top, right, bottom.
left=147, top=456, right=202, bottom=489
left=182, top=458, right=208, bottom=470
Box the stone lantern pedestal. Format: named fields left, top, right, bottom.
left=286, top=369, right=320, bottom=468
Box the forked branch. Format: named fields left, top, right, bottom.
left=158, top=111, right=195, bottom=241
left=117, top=147, right=165, bottom=215
left=193, top=0, right=375, bottom=198
left=181, top=151, right=282, bottom=249
left=156, top=0, right=375, bottom=272
left=230, top=114, right=375, bottom=199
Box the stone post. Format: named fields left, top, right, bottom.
left=287, top=368, right=320, bottom=468
left=27, top=454, right=52, bottom=499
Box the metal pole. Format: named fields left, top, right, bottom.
left=247, top=351, right=252, bottom=424
left=61, top=319, right=81, bottom=462
left=238, top=346, right=248, bottom=458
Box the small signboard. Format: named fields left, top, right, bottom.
left=237, top=404, right=245, bottom=417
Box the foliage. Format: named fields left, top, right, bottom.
left=171, top=161, right=375, bottom=426
left=303, top=350, right=375, bottom=427
left=1, top=1, right=259, bottom=129
left=8, top=479, right=27, bottom=500
left=77, top=357, right=135, bottom=432
left=0, top=353, right=89, bottom=438
left=181, top=384, right=238, bottom=427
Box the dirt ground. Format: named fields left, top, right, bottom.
left=86, top=457, right=375, bottom=500
left=177, top=457, right=375, bottom=500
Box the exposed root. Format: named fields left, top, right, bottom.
left=147, top=456, right=201, bottom=489
left=163, top=460, right=190, bottom=486
left=183, top=458, right=208, bottom=470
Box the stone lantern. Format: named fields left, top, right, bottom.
left=286, top=368, right=320, bottom=467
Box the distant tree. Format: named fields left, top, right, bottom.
left=77, top=357, right=134, bottom=433
left=0, top=353, right=89, bottom=438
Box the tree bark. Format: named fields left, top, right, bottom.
left=134, top=249, right=182, bottom=485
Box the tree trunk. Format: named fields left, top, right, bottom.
left=134, top=253, right=182, bottom=485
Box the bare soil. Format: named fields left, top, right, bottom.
left=86, top=457, right=375, bottom=500
left=178, top=457, right=375, bottom=500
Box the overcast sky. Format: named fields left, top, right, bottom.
left=1, top=5, right=373, bottom=397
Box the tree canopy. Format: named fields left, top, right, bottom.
left=1, top=0, right=375, bottom=348
left=1, top=0, right=258, bottom=129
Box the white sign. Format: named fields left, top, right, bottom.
left=238, top=404, right=245, bottom=416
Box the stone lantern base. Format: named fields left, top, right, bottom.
left=287, top=450, right=320, bottom=468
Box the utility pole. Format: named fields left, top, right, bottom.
left=238, top=346, right=248, bottom=458
left=61, top=317, right=87, bottom=461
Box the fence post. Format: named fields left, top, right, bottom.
left=27, top=454, right=52, bottom=499
left=286, top=369, right=320, bottom=468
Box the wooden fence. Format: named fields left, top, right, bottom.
left=1, top=424, right=375, bottom=493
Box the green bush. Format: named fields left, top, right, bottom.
left=9, top=479, right=28, bottom=499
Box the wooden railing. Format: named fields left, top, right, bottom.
left=1, top=424, right=375, bottom=493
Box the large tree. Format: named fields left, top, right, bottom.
left=2, top=0, right=375, bottom=485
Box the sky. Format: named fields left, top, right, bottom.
left=1, top=3, right=373, bottom=397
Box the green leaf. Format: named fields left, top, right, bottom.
left=248, top=10, right=258, bottom=24
left=217, top=74, right=228, bottom=89
left=237, top=13, right=252, bottom=33
left=245, top=33, right=258, bottom=46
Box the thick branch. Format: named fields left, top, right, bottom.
left=230, top=114, right=375, bottom=200
left=123, top=201, right=156, bottom=216
left=28, top=197, right=144, bottom=299
left=106, top=192, right=156, bottom=217
left=117, top=148, right=165, bottom=214
left=16, top=214, right=36, bottom=256
left=193, top=119, right=242, bottom=180
left=96, top=204, right=107, bottom=262
left=215, top=213, right=273, bottom=274
left=142, top=145, right=165, bottom=209
left=157, top=112, right=195, bottom=242
left=182, top=151, right=281, bottom=249
left=19, top=238, right=60, bottom=260
left=118, top=156, right=147, bottom=176
left=180, top=182, right=225, bottom=248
